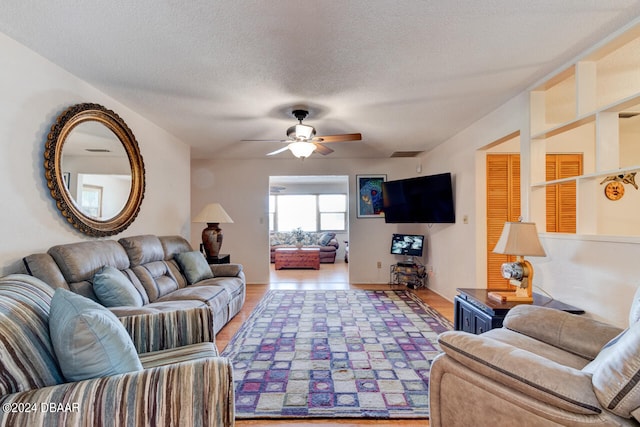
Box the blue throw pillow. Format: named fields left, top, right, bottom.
left=49, top=288, right=143, bottom=382
left=175, top=251, right=214, bottom=285
left=318, top=232, right=336, bottom=246
left=93, top=266, right=143, bottom=307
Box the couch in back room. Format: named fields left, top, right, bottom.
left=22, top=234, right=246, bottom=335
left=269, top=231, right=339, bottom=263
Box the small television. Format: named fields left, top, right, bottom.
left=390, top=233, right=425, bottom=258
left=382, top=172, right=455, bottom=223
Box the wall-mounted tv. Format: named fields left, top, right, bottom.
left=390, top=234, right=425, bottom=257
left=382, top=172, right=455, bottom=223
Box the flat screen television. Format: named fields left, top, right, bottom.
left=390, top=233, right=425, bottom=257
left=382, top=172, right=455, bottom=223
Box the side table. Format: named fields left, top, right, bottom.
left=454, top=288, right=584, bottom=335
left=207, top=254, right=230, bottom=264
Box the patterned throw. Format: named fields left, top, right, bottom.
left=221, top=289, right=453, bottom=419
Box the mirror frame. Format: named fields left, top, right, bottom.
left=44, top=103, right=145, bottom=237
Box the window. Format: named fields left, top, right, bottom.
left=80, top=185, right=103, bottom=218
left=270, top=194, right=347, bottom=232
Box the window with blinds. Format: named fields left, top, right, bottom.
left=545, top=154, right=583, bottom=233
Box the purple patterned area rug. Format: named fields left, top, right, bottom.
left=220, top=289, right=452, bottom=419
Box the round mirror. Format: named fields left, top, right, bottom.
left=44, top=103, right=145, bottom=236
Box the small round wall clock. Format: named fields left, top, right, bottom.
left=604, top=181, right=625, bottom=200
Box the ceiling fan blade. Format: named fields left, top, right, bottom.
left=241, top=139, right=289, bottom=143
left=313, top=133, right=362, bottom=143
left=266, top=146, right=290, bottom=156
left=313, top=142, right=334, bottom=155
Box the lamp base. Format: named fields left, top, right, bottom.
left=202, top=223, right=223, bottom=259
left=487, top=291, right=533, bottom=303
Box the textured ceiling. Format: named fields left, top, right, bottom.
left=2, top=1, right=640, bottom=159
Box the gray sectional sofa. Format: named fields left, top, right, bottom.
left=23, top=234, right=246, bottom=334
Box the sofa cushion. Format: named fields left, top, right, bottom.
left=118, top=235, right=165, bottom=267
left=481, top=328, right=591, bottom=370
left=22, top=253, right=70, bottom=291
left=503, top=305, right=621, bottom=361
left=132, top=261, right=180, bottom=302
left=49, top=288, right=143, bottom=382
left=583, top=320, right=640, bottom=418
left=438, top=331, right=601, bottom=415
left=210, top=263, right=242, bottom=278
left=48, top=240, right=130, bottom=283
left=159, top=235, right=194, bottom=260
left=93, top=266, right=143, bottom=307
left=109, top=299, right=206, bottom=317
left=139, top=342, right=219, bottom=369
left=175, top=251, right=214, bottom=285
left=318, top=232, right=336, bottom=246
left=156, top=286, right=229, bottom=313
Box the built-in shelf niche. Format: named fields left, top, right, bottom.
left=529, top=21, right=640, bottom=237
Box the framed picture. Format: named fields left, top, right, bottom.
left=356, top=174, right=386, bottom=218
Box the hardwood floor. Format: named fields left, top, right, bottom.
left=216, top=263, right=454, bottom=427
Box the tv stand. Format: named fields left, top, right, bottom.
left=390, top=263, right=426, bottom=289
left=397, top=256, right=415, bottom=266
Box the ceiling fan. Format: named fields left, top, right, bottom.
left=243, top=109, right=362, bottom=158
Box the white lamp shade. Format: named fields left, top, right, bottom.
left=193, top=203, right=234, bottom=224
left=288, top=141, right=316, bottom=158
left=493, top=222, right=546, bottom=256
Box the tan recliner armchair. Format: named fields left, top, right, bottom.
left=429, top=288, right=640, bottom=426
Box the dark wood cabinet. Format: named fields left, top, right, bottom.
left=454, top=288, right=584, bottom=334
left=207, top=254, right=230, bottom=264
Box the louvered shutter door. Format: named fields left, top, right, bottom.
left=486, top=154, right=520, bottom=289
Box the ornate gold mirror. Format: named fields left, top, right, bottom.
left=44, top=103, right=145, bottom=236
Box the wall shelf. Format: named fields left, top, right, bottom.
left=532, top=165, right=640, bottom=187
left=529, top=21, right=640, bottom=237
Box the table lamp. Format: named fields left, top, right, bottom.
left=193, top=203, right=234, bottom=259
left=489, top=220, right=546, bottom=303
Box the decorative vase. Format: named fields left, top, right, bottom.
left=202, top=222, right=223, bottom=259
left=295, top=242, right=303, bottom=249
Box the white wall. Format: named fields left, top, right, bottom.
left=0, top=32, right=191, bottom=274
left=191, top=157, right=433, bottom=284
left=420, top=95, right=529, bottom=303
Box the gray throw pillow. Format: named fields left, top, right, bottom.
left=49, top=288, right=143, bottom=382
left=175, top=251, right=214, bottom=285
left=93, top=265, right=143, bottom=307
left=318, top=232, right=336, bottom=246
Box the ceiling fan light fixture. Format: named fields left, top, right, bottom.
left=287, top=124, right=316, bottom=141
left=296, top=124, right=315, bottom=140
left=288, top=141, right=316, bottom=158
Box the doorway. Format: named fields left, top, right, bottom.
left=268, top=175, right=349, bottom=285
